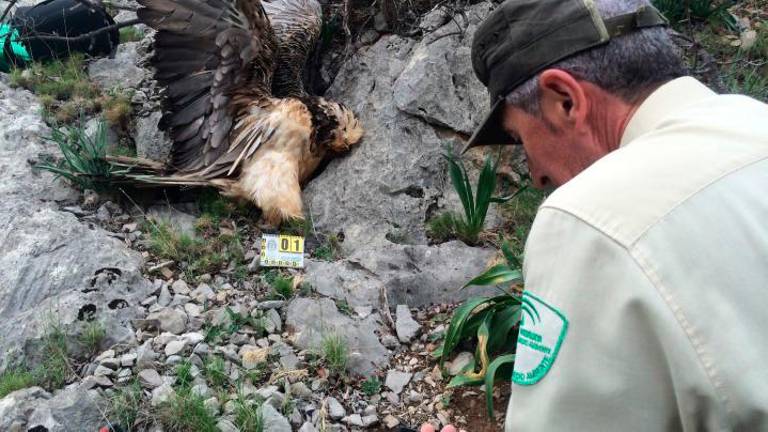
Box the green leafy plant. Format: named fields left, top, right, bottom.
left=270, top=275, right=295, bottom=300
left=361, top=376, right=381, bottom=396
left=36, top=119, right=129, bottom=191
left=433, top=241, right=524, bottom=418
left=441, top=152, right=511, bottom=245
left=225, top=307, right=266, bottom=336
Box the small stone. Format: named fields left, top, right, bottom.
left=158, top=284, right=172, bottom=307
left=383, top=414, right=400, bottom=429
left=185, top=303, right=202, bottom=317
left=151, top=383, right=176, bottom=406
left=136, top=341, right=157, bottom=369
left=363, top=405, right=377, bottom=416
left=94, top=365, right=115, bottom=377
left=204, top=397, right=220, bottom=415
left=446, top=351, right=473, bottom=376
left=83, top=374, right=113, bottom=389
left=289, top=407, right=303, bottom=425
left=191, top=283, right=215, bottom=303
left=265, top=308, right=283, bottom=333
left=165, top=355, right=183, bottom=365
left=291, top=382, right=313, bottom=399
left=326, top=397, right=346, bottom=420
left=381, top=334, right=400, bottom=349
left=172, top=279, right=191, bottom=295
left=191, top=383, right=212, bottom=398
left=343, top=414, right=364, bottom=427
left=385, top=370, right=412, bottom=395
left=299, top=422, right=318, bottom=432
left=99, top=357, right=120, bottom=370
left=165, top=339, right=187, bottom=356
left=120, top=353, right=138, bottom=367
left=280, top=353, right=299, bottom=370
left=141, top=296, right=158, bottom=306
left=217, top=419, right=239, bottom=432
left=117, top=368, right=132, bottom=383
left=193, top=343, right=210, bottom=356
left=146, top=308, right=188, bottom=334
left=407, top=390, right=423, bottom=403
left=257, top=300, right=285, bottom=310
left=183, top=332, right=205, bottom=345
left=362, top=415, right=379, bottom=427
left=261, top=403, right=292, bottom=432
left=395, top=305, right=421, bottom=343
left=139, top=369, right=164, bottom=388
left=311, top=378, right=327, bottom=391
left=96, top=350, right=116, bottom=362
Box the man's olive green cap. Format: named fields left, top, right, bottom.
left=465, top=0, right=668, bottom=151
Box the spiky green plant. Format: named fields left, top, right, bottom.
left=444, top=152, right=510, bottom=245
left=433, top=241, right=524, bottom=418
left=36, top=119, right=128, bottom=190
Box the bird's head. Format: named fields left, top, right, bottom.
left=314, top=98, right=364, bottom=153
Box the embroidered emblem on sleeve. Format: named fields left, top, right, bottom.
left=512, top=291, right=569, bottom=386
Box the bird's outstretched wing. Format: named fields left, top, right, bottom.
left=263, top=0, right=322, bottom=97
left=137, top=0, right=278, bottom=173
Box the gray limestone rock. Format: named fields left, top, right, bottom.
left=305, top=239, right=498, bottom=309
left=88, top=42, right=146, bottom=90
left=0, top=84, right=150, bottom=370
left=0, top=385, right=106, bottom=432
left=138, top=369, right=163, bottom=388
left=261, top=403, right=292, bottom=432
left=395, top=305, right=421, bottom=343
left=286, top=298, right=388, bottom=376
left=146, top=308, right=188, bottom=335
left=385, top=370, right=412, bottom=395
left=326, top=396, right=346, bottom=420
left=135, top=111, right=173, bottom=162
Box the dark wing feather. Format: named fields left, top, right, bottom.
left=137, top=0, right=278, bottom=173
left=263, top=0, right=322, bottom=97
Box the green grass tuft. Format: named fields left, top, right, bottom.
left=119, top=26, right=143, bottom=43
left=108, top=380, right=146, bottom=431
left=0, top=367, right=37, bottom=399
left=321, top=333, right=348, bottom=377
left=204, top=356, right=228, bottom=389
left=233, top=391, right=264, bottom=432
left=426, top=212, right=457, bottom=243
left=159, top=389, right=219, bottom=432
left=270, top=275, right=294, bottom=300
left=78, top=320, right=106, bottom=355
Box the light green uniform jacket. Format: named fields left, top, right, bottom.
left=506, top=77, right=768, bottom=431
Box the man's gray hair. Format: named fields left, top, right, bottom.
left=505, top=0, right=685, bottom=114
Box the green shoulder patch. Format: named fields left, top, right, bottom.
left=512, top=291, right=568, bottom=386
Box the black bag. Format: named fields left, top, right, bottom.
left=2, top=0, right=119, bottom=69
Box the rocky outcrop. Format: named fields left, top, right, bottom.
left=0, top=385, right=106, bottom=432
left=0, top=82, right=151, bottom=368
left=305, top=3, right=504, bottom=253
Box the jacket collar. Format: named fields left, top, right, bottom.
left=620, top=77, right=716, bottom=147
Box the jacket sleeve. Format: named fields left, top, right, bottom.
left=504, top=207, right=727, bottom=432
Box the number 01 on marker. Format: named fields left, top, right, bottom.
left=278, top=235, right=304, bottom=253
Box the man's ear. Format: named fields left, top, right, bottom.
left=538, top=69, right=588, bottom=129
